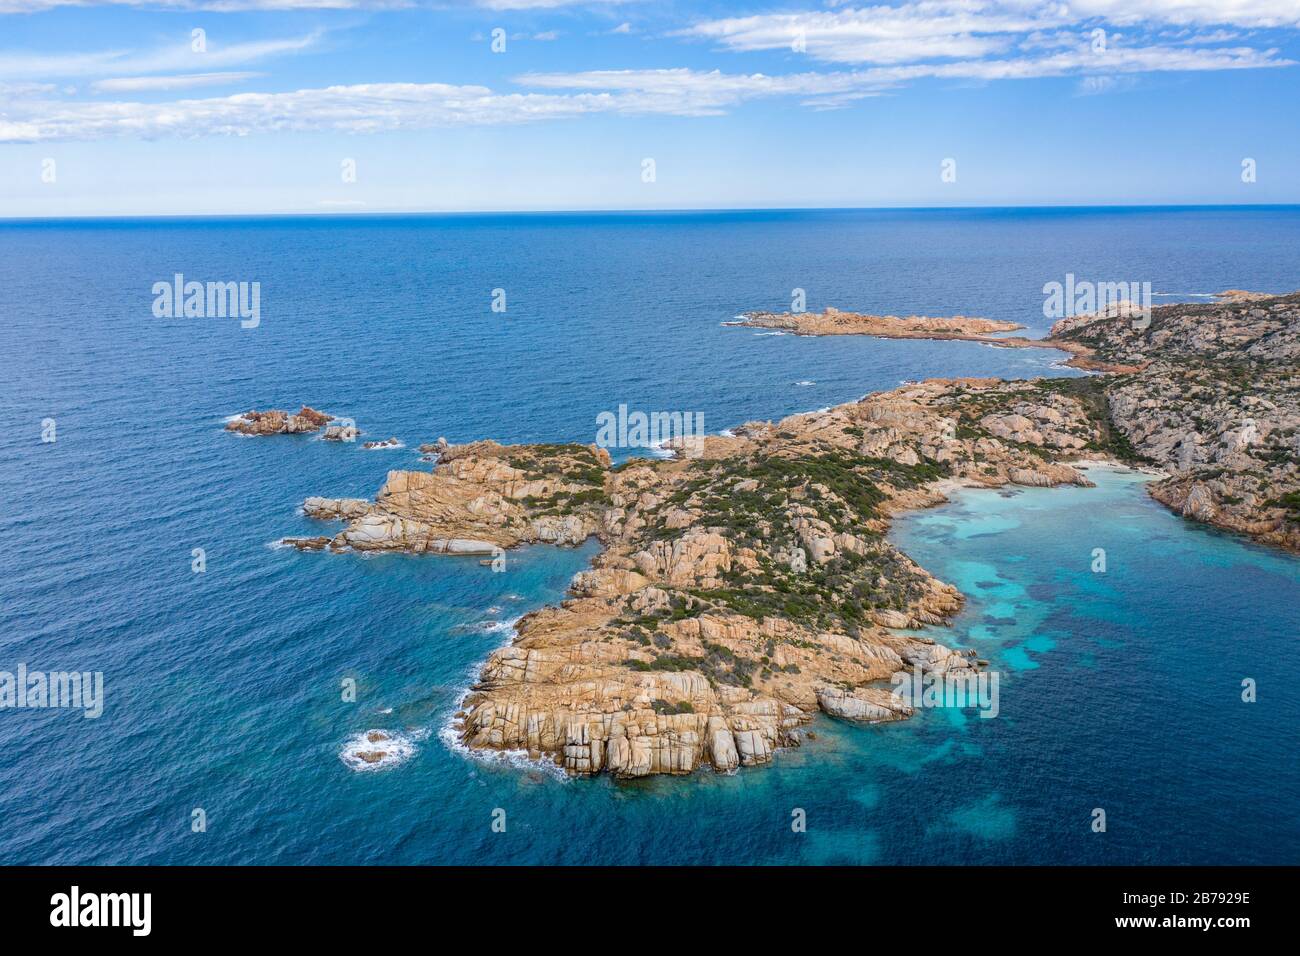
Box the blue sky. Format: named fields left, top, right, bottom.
left=1, top=1, right=1298, bottom=215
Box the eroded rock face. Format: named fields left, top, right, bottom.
left=303, top=497, right=372, bottom=520
left=285, top=442, right=610, bottom=554
left=226, top=405, right=334, bottom=436
left=816, top=686, right=913, bottom=722
left=1053, top=292, right=1300, bottom=551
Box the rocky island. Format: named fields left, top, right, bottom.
left=226, top=405, right=335, bottom=436
left=283, top=292, right=1298, bottom=778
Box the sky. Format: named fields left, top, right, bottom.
left=0, top=0, right=1298, bottom=216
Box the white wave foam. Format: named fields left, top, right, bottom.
left=644, top=437, right=677, bottom=459
left=438, top=699, right=569, bottom=782
left=793, top=380, right=816, bottom=386
left=456, top=614, right=523, bottom=635
left=362, top=440, right=405, bottom=451
left=221, top=412, right=266, bottom=437
left=338, top=729, right=419, bottom=772
left=436, top=617, right=571, bottom=780
left=753, top=330, right=787, bottom=336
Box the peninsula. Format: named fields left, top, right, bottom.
left=285, top=292, right=1299, bottom=777
left=735, top=305, right=1146, bottom=374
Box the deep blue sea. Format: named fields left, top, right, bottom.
left=1, top=207, right=1297, bottom=864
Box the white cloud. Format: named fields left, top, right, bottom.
left=1173, top=30, right=1245, bottom=44
left=2, top=38, right=1290, bottom=143
left=92, top=72, right=261, bottom=91
left=519, top=67, right=877, bottom=103
left=0, top=80, right=58, bottom=94
left=0, top=82, right=599, bottom=142
left=863, top=40, right=1289, bottom=81
left=682, top=5, right=1060, bottom=65
left=0, top=75, right=819, bottom=142
left=0, top=33, right=320, bottom=80
left=474, top=0, right=633, bottom=8
left=0, top=0, right=391, bottom=10
left=1067, top=1, right=1300, bottom=29
left=0, top=0, right=641, bottom=8
left=683, top=2, right=1300, bottom=64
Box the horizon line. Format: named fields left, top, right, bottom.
left=3, top=202, right=1299, bottom=223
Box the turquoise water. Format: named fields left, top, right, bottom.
left=1, top=208, right=1298, bottom=864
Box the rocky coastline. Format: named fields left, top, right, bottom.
left=279, top=291, right=1298, bottom=778
left=1049, top=292, right=1299, bottom=551
left=285, top=379, right=1115, bottom=778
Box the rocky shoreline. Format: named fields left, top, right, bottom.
left=1050, top=292, right=1299, bottom=551
left=278, top=291, right=1298, bottom=779
left=738, top=292, right=1299, bottom=550
left=285, top=380, right=1116, bottom=778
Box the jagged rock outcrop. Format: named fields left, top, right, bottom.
left=226, top=405, right=334, bottom=436
left=322, top=423, right=358, bottom=442
left=285, top=442, right=611, bottom=554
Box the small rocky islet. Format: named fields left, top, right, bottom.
left=225, top=405, right=363, bottom=442
left=274, top=292, right=1298, bottom=778
left=226, top=405, right=335, bottom=436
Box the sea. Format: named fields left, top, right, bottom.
left=1, top=206, right=1297, bottom=864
